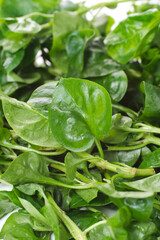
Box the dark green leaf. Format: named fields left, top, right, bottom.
left=93, top=70, right=128, bottom=102
left=102, top=113, right=132, bottom=144
left=1, top=95, right=61, bottom=148
left=49, top=78, right=112, bottom=152
left=141, top=82, right=160, bottom=121
left=28, top=81, right=58, bottom=117
left=1, top=49, right=24, bottom=72
left=127, top=221, right=158, bottom=240
left=122, top=173, right=160, bottom=192
left=105, top=9, right=160, bottom=63
left=140, top=148, right=160, bottom=168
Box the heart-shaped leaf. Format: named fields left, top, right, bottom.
left=49, top=78, right=112, bottom=152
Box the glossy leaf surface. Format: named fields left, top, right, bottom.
left=105, top=9, right=160, bottom=63
left=49, top=78, right=112, bottom=152
left=1, top=95, right=61, bottom=148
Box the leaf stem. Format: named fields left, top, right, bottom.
left=79, top=0, right=140, bottom=14
left=47, top=193, right=88, bottom=240
left=121, top=125, right=160, bottom=134
left=23, top=12, right=54, bottom=19
left=76, top=152, right=155, bottom=178
left=95, top=138, right=104, bottom=159
left=50, top=162, right=92, bottom=184
left=0, top=160, right=11, bottom=166
left=39, top=177, right=93, bottom=189
left=84, top=220, right=107, bottom=234
left=112, top=103, right=138, bottom=119
left=0, top=142, right=66, bottom=156
left=107, top=139, right=149, bottom=151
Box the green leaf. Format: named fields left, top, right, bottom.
left=70, top=191, right=110, bottom=208
left=65, top=152, right=88, bottom=181
left=102, top=113, right=132, bottom=144
left=123, top=197, right=154, bottom=221
left=141, top=82, right=160, bottom=121
left=140, top=148, right=160, bottom=168
left=1, top=95, right=61, bottom=148
left=93, top=70, right=128, bottom=102
left=68, top=209, right=103, bottom=231
left=16, top=183, right=60, bottom=239
left=1, top=152, right=49, bottom=185
left=0, top=191, right=19, bottom=219
left=75, top=189, right=98, bottom=203
left=66, top=29, right=94, bottom=72
left=95, top=182, right=153, bottom=199
left=28, top=81, right=58, bottom=117
left=122, top=173, right=160, bottom=192
left=6, top=17, right=41, bottom=34
left=49, top=78, right=112, bottom=152
left=88, top=207, right=130, bottom=240
left=82, top=52, right=121, bottom=78
left=0, top=0, right=60, bottom=18
left=0, top=210, right=51, bottom=240
left=127, top=221, right=158, bottom=240
left=105, top=148, right=141, bottom=167
left=1, top=49, right=24, bottom=72
left=105, top=9, right=160, bottom=64
left=50, top=11, right=90, bottom=74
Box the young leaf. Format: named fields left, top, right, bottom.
left=1, top=95, right=61, bottom=148
left=1, top=152, right=50, bottom=185
left=0, top=191, right=19, bottom=219
left=93, top=70, right=128, bottom=102
left=66, top=29, right=94, bottom=71
left=122, top=173, right=160, bottom=192
left=105, top=9, right=160, bottom=64
left=141, top=82, right=160, bottom=121
left=140, top=148, right=160, bottom=169
left=28, top=81, right=58, bottom=117
left=95, top=182, right=153, bottom=199
left=49, top=78, right=112, bottom=152
left=101, top=113, right=132, bottom=144
left=0, top=210, right=51, bottom=240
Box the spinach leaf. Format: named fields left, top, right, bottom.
left=1, top=95, right=61, bottom=148
left=127, top=221, right=158, bottom=240
left=93, top=70, right=128, bottom=102
left=102, top=113, right=132, bottom=144
left=105, top=9, right=160, bottom=63
left=140, top=148, right=160, bottom=168
left=0, top=191, right=19, bottom=219
left=1, top=49, right=24, bottom=73
left=122, top=173, right=160, bottom=192
left=141, top=82, right=160, bottom=121
left=49, top=78, right=112, bottom=152
left=28, top=81, right=58, bottom=117
left=66, top=29, right=94, bottom=72
left=0, top=210, right=51, bottom=240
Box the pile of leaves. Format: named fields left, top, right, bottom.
left=1, top=0, right=160, bottom=239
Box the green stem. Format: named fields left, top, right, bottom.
left=121, top=125, right=160, bottom=134
left=84, top=220, right=107, bottom=234
left=0, top=142, right=66, bottom=156
left=0, top=160, right=11, bottom=166
left=147, top=135, right=160, bottom=146
left=39, top=177, right=93, bottom=189
left=112, top=103, right=138, bottom=119
left=50, top=162, right=92, bottom=184
left=23, top=12, right=53, bottom=19
left=79, top=0, right=140, bottom=14
left=107, top=140, right=149, bottom=151
left=76, top=152, right=155, bottom=178
left=95, top=138, right=104, bottom=159
left=41, top=22, right=52, bottom=30
left=47, top=193, right=88, bottom=240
